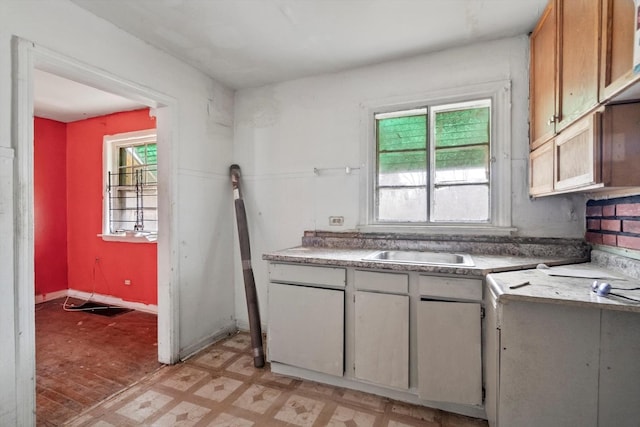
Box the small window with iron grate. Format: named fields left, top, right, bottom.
left=102, top=129, right=157, bottom=242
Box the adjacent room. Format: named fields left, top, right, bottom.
left=3, top=1, right=640, bottom=426
left=33, top=69, right=161, bottom=423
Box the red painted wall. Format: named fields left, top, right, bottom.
left=34, top=118, right=68, bottom=297
left=66, top=109, right=157, bottom=305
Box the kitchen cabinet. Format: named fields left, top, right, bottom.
left=530, top=0, right=600, bottom=150
left=553, top=110, right=600, bottom=192
left=600, top=0, right=636, bottom=101
left=353, top=270, right=409, bottom=389
left=598, top=310, right=640, bottom=427
left=496, top=300, right=600, bottom=427
left=530, top=1, right=557, bottom=149
left=266, top=260, right=487, bottom=420
left=529, top=110, right=600, bottom=196
left=417, top=276, right=483, bottom=406
left=486, top=289, right=640, bottom=427
left=529, top=139, right=554, bottom=195
left=530, top=103, right=640, bottom=197
left=267, top=263, right=345, bottom=376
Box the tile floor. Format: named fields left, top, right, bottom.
left=66, top=332, right=488, bottom=427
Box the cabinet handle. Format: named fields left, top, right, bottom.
left=547, top=115, right=557, bottom=126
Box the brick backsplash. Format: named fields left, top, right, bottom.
left=586, top=195, right=640, bottom=251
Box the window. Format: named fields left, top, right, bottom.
left=361, top=81, right=512, bottom=233
left=376, top=100, right=490, bottom=223
left=103, top=129, right=158, bottom=240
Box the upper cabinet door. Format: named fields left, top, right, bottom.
left=600, top=0, right=636, bottom=100
left=530, top=1, right=558, bottom=150
left=557, top=0, right=601, bottom=132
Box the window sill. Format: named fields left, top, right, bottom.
left=357, top=224, right=518, bottom=236
left=98, top=233, right=157, bottom=243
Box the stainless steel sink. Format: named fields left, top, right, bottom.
left=363, top=250, right=474, bottom=266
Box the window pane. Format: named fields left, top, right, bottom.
left=377, top=187, right=427, bottom=222
left=434, top=146, right=489, bottom=184
left=435, top=107, right=489, bottom=148
left=431, top=185, right=489, bottom=222
left=110, top=140, right=158, bottom=233
left=378, top=151, right=427, bottom=186
left=377, top=115, right=427, bottom=152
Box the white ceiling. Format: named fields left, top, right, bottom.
left=36, top=0, right=548, bottom=122
left=34, top=69, right=145, bottom=123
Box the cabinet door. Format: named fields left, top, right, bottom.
left=557, top=0, right=600, bottom=131
left=598, top=310, right=640, bottom=427
left=554, top=111, right=600, bottom=191
left=601, top=101, right=640, bottom=187
left=354, top=291, right=409, bottom=389
left=268, top=283, right=344, bottom=376
left=530, top=1, right=558, bottom=149
left=417, top=301, right=482, bottom=406
left=529, top=139, right=555, bottom=196
left=499, top=301, right=599, bottom=427
left=600, top=0, right=636, bottom=100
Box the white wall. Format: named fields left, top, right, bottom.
left=233, top=35, right=586, bottom=328
left=0, top=1, right=235, bottom=424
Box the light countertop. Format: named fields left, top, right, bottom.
left=262, top=246, right=587, bottom=277
left=487, top=264, right=640, bottom=313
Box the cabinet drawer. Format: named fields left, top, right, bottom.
left=354, top=270, right=408, bottom=294
left=269, top=263, right=346, bottom=288
left=418, top=275, right=482, bottom=301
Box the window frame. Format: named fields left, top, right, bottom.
left=101, top=129, right=158, bottom=243
left=359, top=81, right=514, bottom=235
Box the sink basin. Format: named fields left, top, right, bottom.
left=363, top=250, right=474, bottom=266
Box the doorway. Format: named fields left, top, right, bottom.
left=14, top=38, right=177, bottom=426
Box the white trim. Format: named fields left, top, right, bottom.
left=357, top=224, right=517, bottom=236
left=102, top=128, right=158, bottom=236
left=13, top=37, right=36, bottom=427
left=35, top=288, right=160, bottom=314
left=66, top=289, right=158, bottom=314
left=0, top=146, right=15, bottom=158
left=359, top=80, right=513, bottom=234
left=13, top=37, right=180, bottom=423
left=98, top=233, right=158, bottom=243
left=34, top=290, right=68, bottom=304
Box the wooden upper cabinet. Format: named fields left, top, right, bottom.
left=530, top=0, right=600, bottom=150
left=557, top=0, right=601, bottom=131
left=530, top=2, right=557, bottom=150
left=600, top=0, right=636, bottom=100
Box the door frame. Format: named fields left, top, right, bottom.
left=12, top=37, right=180, bottom=426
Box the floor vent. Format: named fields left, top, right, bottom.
left=66, top=302, right=132, bottom=317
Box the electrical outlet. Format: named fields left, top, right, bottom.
left=329, top=216, right=344, bottom=226
left=124, top=279, right=131, bottom=286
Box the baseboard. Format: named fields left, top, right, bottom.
left=35, top=290, right=68, bottom=304
left=65, top=289, right=158, bottom=314
left=235, top=318, right=267, bottom=333
left=179, top=322, right=238, bottom=361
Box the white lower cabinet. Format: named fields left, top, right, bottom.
left=267, top=263, right=486, bottom=419
left=497, top=301, right=600, bottom=427
left=598, top=309, right=640, bottom=427
left=486, top=286, right=640, bottom=427
left=417, top=275, right=483, bottom=406
left=417, top=301, right=482, bottom=406
left=354, top=291, right=409, bottom=389
left=268, top=282, right=344, bottom=376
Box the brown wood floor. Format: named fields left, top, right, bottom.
left=35, top=297, right=161, bottom=426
